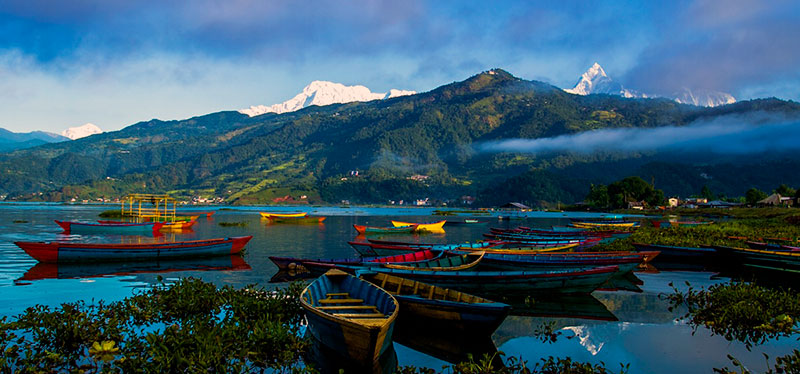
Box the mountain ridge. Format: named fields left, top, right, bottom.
left=565, top=62, right=735, bottom=107
left=1, top=69, right=798, bottom=205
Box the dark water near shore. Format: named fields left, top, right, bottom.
left=0, top=204, right=796, bottom=373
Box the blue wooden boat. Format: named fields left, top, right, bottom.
left=349, top=241, right=501, bottom=257
left=712, top=245, right=800, bottom=274
left=14, top=236, right=252, bottom=263
left=333, top=265, right=620, bottom=296
left=269, top=249, right=443, bottom=271
left=631, top=242, right=717, bottom=262
left=55, top=220, right=165, bottom=235
left=358, top=271, right=510, bottom=335
left=472, top=252, right=643, bottom=273
left=300, top=269, right=399, bottom=363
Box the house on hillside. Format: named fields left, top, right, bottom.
left=757, top=193, right=794, bottom=207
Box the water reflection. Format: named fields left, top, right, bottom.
left=16, top=255, right=250, bottom=283
left=305, top=332, right=398, bottom=374
left=394, top=325, right=499, bottom=365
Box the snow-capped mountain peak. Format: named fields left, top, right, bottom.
left=563, top=63, right=734, bottom=107
left=564, top=62, right=637, bottom=97
left=239, top=81, right=416, bottom=117
left=61, top=123, right=103, bottom=140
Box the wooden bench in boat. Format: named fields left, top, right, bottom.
left=318, top=292, right=388, bottom=319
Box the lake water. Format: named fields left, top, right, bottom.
left=0, top=203, right=796, bottom=373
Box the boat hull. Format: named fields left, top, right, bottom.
left=353, top=266, right=619, bottom=296
left=301, top=270, right=398, bottom=363
left=14, top=236, right=252, bottom=263
left=55, top=220, right=164, bottom=235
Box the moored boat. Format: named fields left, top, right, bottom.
left=269, top=249, right=443, bottom=271
left=260, top=212, right=308, bottom=219
left=333, top=265, right=620, bottom=296
left=269, top=216, right=326, bottom=224
left=390, top=220, right=446, bottom=232
left=354, top=224, right=418, bottom=235
left=300, top=269, right=399, bottom=363
left=382, top=252, right=484, bottom=271
left=358, top=271, right=510, bottom=335
left=14, top=236, right=253, bottom=263
left=55, top=220, right=165, bottom=235
left=632, top=243, right=717, bottom=262
left=712, top=245, right=800, bottom=274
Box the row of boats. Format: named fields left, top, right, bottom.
left=277, top=223, right=654, bottom=365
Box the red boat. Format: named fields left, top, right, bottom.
left=14, top=236, right=252, bottom=263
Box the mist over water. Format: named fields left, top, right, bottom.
left=479, top=113, right=800, bottom=155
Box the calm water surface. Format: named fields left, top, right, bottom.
left=0, top=204, right=796, bottom=373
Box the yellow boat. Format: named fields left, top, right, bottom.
left=390, top=220, right=446, bottom=232
left=571, top=222, right=637, bottom=229
left=260, top=212, right=308, bottom=219
left=456, top=243, right=578, bottom=254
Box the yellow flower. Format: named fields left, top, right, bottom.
left=89, top=340, right=120, bottom=362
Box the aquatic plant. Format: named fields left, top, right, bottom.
left=665, top=281, right=800, bottom=349
left=0, top=278, right=309, bottom=373
left=398, top=352, right=629, bottom=374
left=218, top=221, right=249, bottom=227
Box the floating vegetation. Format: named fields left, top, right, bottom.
left=218, top=221, right=249, bottom=227
left=665, top=281, right=800, bottom=349
left=12, top=220, right=28, bottom=223
left=0, top=278, right=308, bottom=372
left=398, top=352, right=629, bottom=373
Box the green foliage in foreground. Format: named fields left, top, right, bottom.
left=0, top=277, right=635, bottom=374
left=0, top=278, right=309, bottom=373
left=664, top=282, right=800, bottom=373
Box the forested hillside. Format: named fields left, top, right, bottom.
left=2, top=69, right=799, bottom=206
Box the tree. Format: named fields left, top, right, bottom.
left=700, top=185, right=715, bottom=200
left=775, top=184, right=796, bottom=197
left=604, top=176, right=664, bottom=209
left=745, top=188, right=768, bottom=205
left=585, top=184, right=609, bottom=209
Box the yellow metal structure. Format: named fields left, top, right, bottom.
left=120, top=194, right=181, bottom=223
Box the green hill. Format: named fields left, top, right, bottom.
left=1, top=69, right=799, bottom=206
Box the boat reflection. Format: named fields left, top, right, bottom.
left=393, top=324, right=499, bottom=365
left=304, top=331, right=397, bottom=374
left=596, top=272, right=644, bottom=293
left=502, top=294, right=618, bottom=322
left=269, top=269, right=316, bottom=283
left=16, top=255, right=250, bottom=282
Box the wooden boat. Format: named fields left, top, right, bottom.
left=456, top=242, right=579, bottom=254
left=744, top=241, right=800, bottom=252
left=366, top=239, right=500, bottom=250
left=260, top=212, right=308, bottom=219
left=382, top=252, right=484, bottom=271
left=55, top=220, right=165, bottom=235
left=445, top=219, right=488, bottom=225
left=14, top=236, right=253, bottom=263
left=354, top=224, right=417, bottom=235
left=300, top=269, right=398, bottom=363
left=159, top=219, right=197, bottom=231
left=359, top=271, right=510, bottom=335
left=269, top=216, right=326, bottom=224
left=632, top=243, right=717, bottom=262
left=390, top=220, right=446, bottom=232
left=473, top=252, right=644, bottom=272
left=350, top=265, right=621, bottom=296
left=350, top=240, right=501, bottom=257
left=571, top=221, right=638, bottom=229
left=712, top=245, right=800, bottom=274
left=178, top=211, right=215, bottom=218
left=269, top=249, right=443, bottom=271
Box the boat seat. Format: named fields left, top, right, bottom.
left=318, top=298, right=364, bottom=304
left=318, top=305, right=379, bottom=311
left=332, top=313, right=386, bottom=318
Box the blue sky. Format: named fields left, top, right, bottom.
left=1, top=0, right=798, bottom=133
